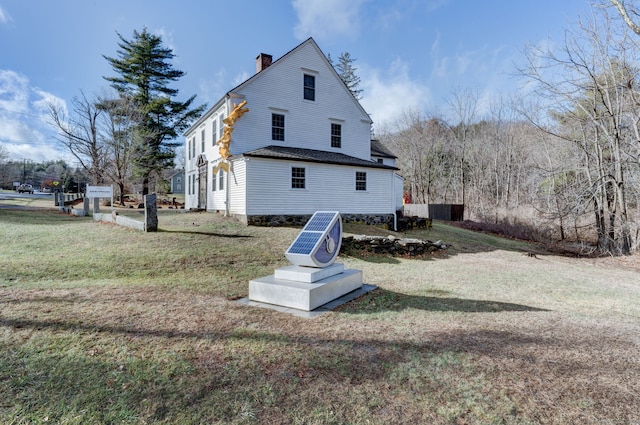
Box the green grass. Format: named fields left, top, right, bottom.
left=1, top=206, right=639, bottom=424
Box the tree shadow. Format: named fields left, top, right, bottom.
left=339, top=253, right=402, bottom=264
left=336, top=288, right=549, bottom=314
left=158, top=229, right=253, bottom=238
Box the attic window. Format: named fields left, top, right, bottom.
left=272, top=113, right=285, bottom=141
left=331, top=123, right=341, bottom=148
left=303, top=74, right=315, bottom=101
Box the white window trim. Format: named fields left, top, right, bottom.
left=291, top=165, right=307, bottom=190
left=302, top=70, right=318, bottom=103
left=271, top=111, right=287, bottom=142
left=329, top=119, right=344, bottom=149
left=355, top=171, right=367, bottom=192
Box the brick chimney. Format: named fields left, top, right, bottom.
left=256, top=53, right=273, bottom=73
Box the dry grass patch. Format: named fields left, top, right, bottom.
left=1, top=207, right=639, bottom=424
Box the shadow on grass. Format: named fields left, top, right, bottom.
left=336, top=288, right=549, bottom=314
left=158, top=229, right=253, bottom=238
left=340, top=253, right=402, bottom=264
left=0, top=209, right=85, bottom=226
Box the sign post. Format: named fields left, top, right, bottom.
left=86, top=185, right=114, bottom=212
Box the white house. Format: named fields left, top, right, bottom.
left=184, top=37, right=403, bottom=227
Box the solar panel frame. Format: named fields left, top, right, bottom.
left=285, top=211, right=342, bottom=267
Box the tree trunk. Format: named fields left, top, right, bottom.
left=142, top=176, right=150, bottom=195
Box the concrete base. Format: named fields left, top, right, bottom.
left=249, top=268, right=363, bottom=311
left=274, top=263, right=344, bottom=283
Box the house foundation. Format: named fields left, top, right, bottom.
left=242, top=213, right=394, bottom=228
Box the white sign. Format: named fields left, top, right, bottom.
left=86, top=185, right=113, bottom=198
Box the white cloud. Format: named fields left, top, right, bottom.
left=292, top=0, right=366, bottom=41
left=198, top=69, right=229, bottom=105
left=0, top=5, right=11, bottom=24
left=427, top=39, right=519, bottom=115
left=358, top=58, right=431, bottom=130
left=0, top=70, right=70, bottom=163
left=232, top=71, right=251, bottom=87
left=426, top=0, right=450, bottom=12
left=155, top=27, right=176, bottom=55
left=0, top=70, right=29, bottom=113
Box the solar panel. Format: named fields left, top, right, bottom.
left=304, top=212, right=337, bottom=232
left=285, top=211, right=342, bottom=268
left=288, top=231, right=323, bottom=255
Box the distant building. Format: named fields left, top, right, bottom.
left=169, top=169, right=184, bottom=194
left=184, top=37, right=403, bottom=227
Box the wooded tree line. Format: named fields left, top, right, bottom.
left=380, top=2, right=640, bottom=255
left=0, top=158, right=86, bottom=192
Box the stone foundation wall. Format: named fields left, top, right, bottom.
left=341, top=235, right=448, bottom=257
left=246, top=213, right=395, bottom=228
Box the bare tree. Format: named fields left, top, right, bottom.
left=48, top=92, right=107, bottom=185
left=97, top=93, right=138, bottom=205
left=518, top=8, right=638, bottom=254
left=609, top=0, right=640, bottom=34
left=444, top=87, right=481, bottom=218
left=0, top=144, right=8, bottom=163
left=381, top=109, right=454, bottom=205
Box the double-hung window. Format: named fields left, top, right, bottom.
left=356, top=171, right=367, bottom=191
left=272, top=113, right=285, bottom=141
left=219, top=169, right=224, bottom=191
left=212, top=119, right=217, bottom=145
left=331, top=123, right=342, bottom=148
left=212, top=169, right=217, bottom=192
left=201, top=129, right=205, bottom=152
left=303, top=74, right=315, bottom=101
left=291, top=167, right=306, bottom=189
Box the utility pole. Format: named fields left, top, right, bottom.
left=22, top=158, right=26, bottom=183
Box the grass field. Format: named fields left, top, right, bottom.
left=1, top=200, right=639, bottom=424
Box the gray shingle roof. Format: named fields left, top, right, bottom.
left=243, top=145, right=398, bottom=170
left=371, top=139, right=397, bottom=159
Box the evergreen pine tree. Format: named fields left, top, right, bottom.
left=331, top=51, right=363, bottom=100
left=103, top=28, right=205, bottom=195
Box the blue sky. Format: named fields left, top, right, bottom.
left=0, top=0, right=592, bottom=163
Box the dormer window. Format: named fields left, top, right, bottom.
left=303, top=74, right=315, bottom=101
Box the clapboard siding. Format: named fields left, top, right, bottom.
left=229, top=41, right=371, bottom=161
left=228, top=158, right=247, bottom=215
left=184, top=38, right=398, bottom=216
left=245, top=158, right=393, bottom=215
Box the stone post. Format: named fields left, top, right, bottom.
left=93, top=198, right=100, bottom=214
left=57, top=193, right=65, bottom=212
left=83, top=197, right=90, bottom=216
left=144, top=193, right=158, bottom=232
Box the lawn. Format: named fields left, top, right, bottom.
left=1, top=203, right=639, bottom=424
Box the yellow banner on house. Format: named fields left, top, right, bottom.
left=214, top=100, right=249, bottom=174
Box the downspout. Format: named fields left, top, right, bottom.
left=225, top=163, right=230, bottom=217
left=224, top=96, right=231, bottom=217
left=392, top=169, right=397, bottom=231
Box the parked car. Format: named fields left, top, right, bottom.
left=18, top=184, right=34, bottom=194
